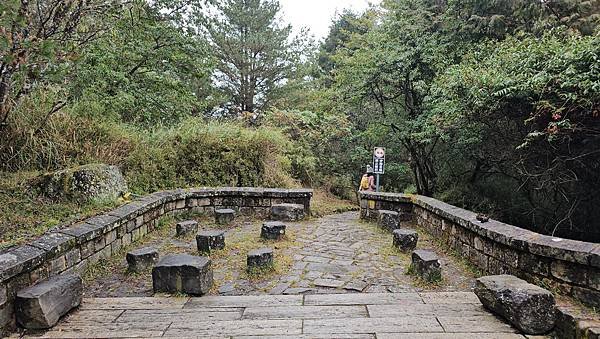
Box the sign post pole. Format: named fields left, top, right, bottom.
left=372, top=147, right=385, bottom=193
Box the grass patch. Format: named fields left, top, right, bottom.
left=311, top=189, right=358, bottom=217
left=413, top=224, right=483, bottom=278
left=83, top=214, right=175, bottom=283
left=0, top=171, right=121, bottom=251
left=406, top=264, right=445, bottom=288
left=246, top=264, right=275, bottom=277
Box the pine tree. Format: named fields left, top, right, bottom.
left=199, top=0, right=305, bottom=115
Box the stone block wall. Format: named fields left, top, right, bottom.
left=0, top=187, right=312, bottom=335
left=359, top=192, right=600, bottom=308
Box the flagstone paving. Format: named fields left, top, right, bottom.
left=84, top=212, right=475, bottom=297
left=16, top=212, right=549, bottom=338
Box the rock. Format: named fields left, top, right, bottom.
left=261, top=221, right=286, bottom=240
left=410, top=250, right=441, bottom=282
left=476, top=213, right=490, bottom=223
left=15, top=274, right=83, bottom=329
left=378, top=210, right=399, bottom=231
left=126, top=247, right=159, bottom=273
left=35, top=163, right=128, bottom=202
left=176, top=220, right=198, bottom=237
left=152, top=254, right=213, bottom=295
left=247, top=248, right=274, bottom=270
left=475, top=275, right=556, bottom=334
left=215, top=209, right=236, bottom=225
left=271, top=203, right=305, bottom=221
left=393, top=229, right=418, bottom=252
left=196, top=230, right=226, bottom=253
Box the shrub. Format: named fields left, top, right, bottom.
left=124, top=119, right=299, bottom=193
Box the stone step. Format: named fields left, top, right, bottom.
left=23, top=293, right=533, bottom=338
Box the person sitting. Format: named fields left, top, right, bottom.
left=359, top=165, right=376, bottom=192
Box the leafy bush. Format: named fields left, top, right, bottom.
left=428, top=32, right=600, bottom=238
left=0, top=88, right=138, bottom=172
left=124, top=119, right=298, bottom=193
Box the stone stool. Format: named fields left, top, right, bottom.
left=126, top=247, right=159, bottom=273
left=247, top=248, right=274, bottom=270
left=152, top=254, right=213, bottom=295
left=15, top=274, right=83, bottom=329
left=475, top=275, right=556, bottom=335
left=261, top=221, right=286, bottom=240
left=378, top=210, right=400, bottom=231
left=215, top=209, right=236, bottom=225
left=196, top=230, right=226, bottom=253
left=176, top=220, right=198, bottom=237
left=411, top=250, right=441, bottom=282
left=393, top=229, right=418, bottom=252
left=271, top=203, right=305, bottom=221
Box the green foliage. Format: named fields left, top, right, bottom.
left=198, top=0, right=310, bottom=115
left=320, top=0, right=600, bottom=238
left=71, top=0, right=214, bottom=127
left=0, top=87, right=138, bottom=172
left=428, top=33, right=600, bottom=237
left=264, top=109, right=354, bottom=188
left=125, top=119, right=298, bottom=193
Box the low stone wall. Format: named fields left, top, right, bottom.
left=0, top=187, right=312, bottom=335
left=360, top=192, right=600, bottom=308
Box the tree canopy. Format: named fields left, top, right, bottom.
left=198, top=0, right=308, bottom=116
left=1, top=0, right=599, bottom=241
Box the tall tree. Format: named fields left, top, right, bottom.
left=0, top=0, right=115, bottom=131
left=198, top=0, right=306, bottom=116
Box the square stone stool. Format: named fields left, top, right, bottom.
left=152, top=254, right=213, bottom=295
left=126, top=247, right=159, bottom=273
left=247, top=248, right=274, bottom=270
left=393, top=229, right=418, bottom=252
left=215, top=209, right=236, bottom=225
left=261, top=221, right=286, bottom=240
left=196, top=230, right=226, bottom=253
left=411, top=249, right=441, bottom=282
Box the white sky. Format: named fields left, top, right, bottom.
left=279, top=0, right=380, bottom=40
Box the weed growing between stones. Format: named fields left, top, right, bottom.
left=82, top=214, right=178, bottom=291
left=247, top=264, right=276, bottom=277
left=406, top=264, right=444, bottom=288
left=412, top=223, right=483, bottom=278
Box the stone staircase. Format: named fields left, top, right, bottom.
left=16, top=292, right=535, bottom=338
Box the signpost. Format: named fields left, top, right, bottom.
left=373, top=147, right=385, bottom=192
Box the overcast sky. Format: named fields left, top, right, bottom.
left=279, top=0, right=379, bottom=40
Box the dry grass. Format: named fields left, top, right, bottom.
left=311, top=189, right=358, bottom=217
left=0, top=171, right=120, bottom=251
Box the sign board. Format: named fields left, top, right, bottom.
left=373, top=147, right=385, bottom=174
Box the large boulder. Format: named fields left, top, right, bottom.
left=271, top=204, right=305, bottom=221
left=36, top=163, right=128, bottom=202
left=152, top=254, right=213, bottom=295
left=15, top=274, right=83, bottom=329
left=475, top=275, right=556, bottom=335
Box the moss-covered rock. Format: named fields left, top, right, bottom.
left=36, top=164, right=128, bottom=202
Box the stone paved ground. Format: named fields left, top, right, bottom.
left=18, top=292, right=533, bottom=338
left=84, top=212, right=476, bottom=297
